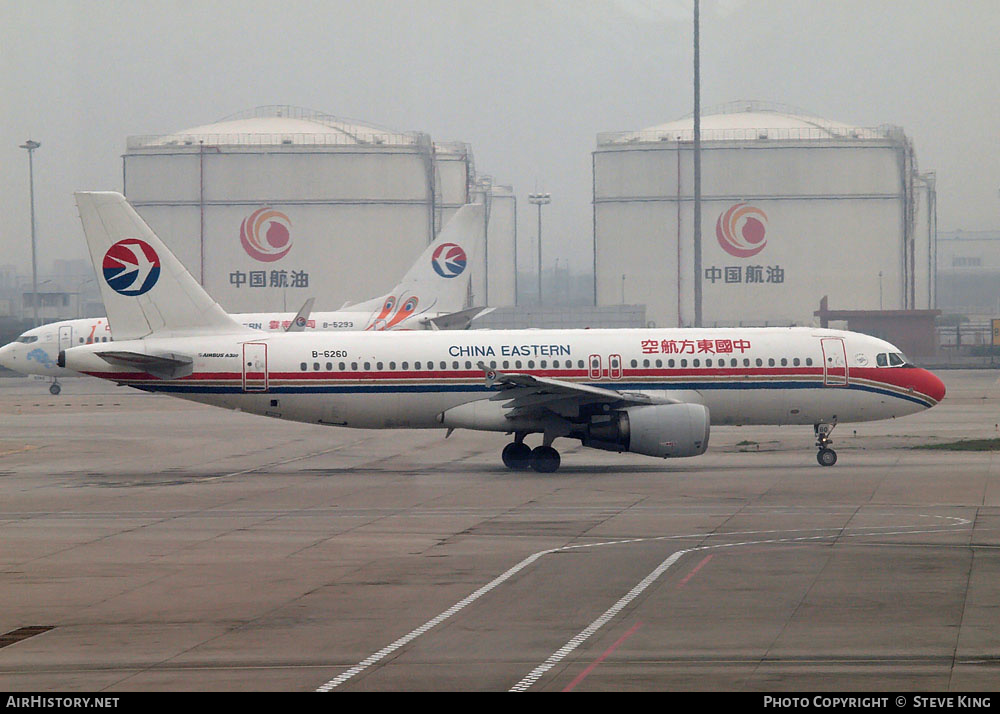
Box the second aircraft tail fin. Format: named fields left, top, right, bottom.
left=347, top=203, right=485, bottom=328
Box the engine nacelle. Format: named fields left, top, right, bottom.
left=580, top=403, right=710, bottom=458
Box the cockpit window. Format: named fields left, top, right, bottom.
left=16, top=335, right=38, bottom=344
left=877, top=352, right=909, bottom=367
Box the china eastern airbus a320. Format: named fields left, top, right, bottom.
left=0, top=202, right=487, bottom=393
left=61, top=191, right=945, bottom=471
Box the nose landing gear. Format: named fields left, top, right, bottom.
left=815, top=422, right=837, bottom=466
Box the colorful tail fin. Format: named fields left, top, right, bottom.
left=347, top=203, right=485, bottom=323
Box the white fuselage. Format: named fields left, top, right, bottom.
left=62, top=326, right=945, bottom=430
left=0, top=309, right=446, bottom=379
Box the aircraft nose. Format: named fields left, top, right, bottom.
left=0, top=342, right=17, bottom=369
left=918, top=368, right=946, bottom=404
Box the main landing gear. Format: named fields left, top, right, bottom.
left=49, top=379, right=61, bottom=395
left=501, top=432, right=561, bottom=473
left=815, top=422, right=837, bottom=466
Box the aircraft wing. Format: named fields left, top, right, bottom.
left=478, top=362, right=681, bottom=420
left=94, top=350, right=194, bottom=379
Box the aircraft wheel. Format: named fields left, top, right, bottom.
left=530, top=446, right=561, bottom=473
left=817, top=448, right=837, bottom=467
left=49, top=383, right=61, bottom=395
left=502, top=442, right=532, bottom=470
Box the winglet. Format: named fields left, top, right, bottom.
left=478, top=360, right=500, bottom=387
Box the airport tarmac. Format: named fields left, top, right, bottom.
left=0, top=370, right=998, bottom=692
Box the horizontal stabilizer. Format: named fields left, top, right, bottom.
left=96, top=350, right=194, bottom=379
left=421, top=307, right=494, bottom=331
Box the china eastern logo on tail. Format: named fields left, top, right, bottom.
left=716, top=203, right=768, bottom=258
left=431, top=243, right=467, bottom=278
left=240, top=207, right=292, bottom=262
left=102, top=239, right=161, bottom=296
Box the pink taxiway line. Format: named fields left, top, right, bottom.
left=562, top=622, right=643, bottom=692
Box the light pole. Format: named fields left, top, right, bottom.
left=693, top=0, right=702, bottom=328
left=20, top=139, right=40, bottom=327
left=528, top=192, right=550, bottom=305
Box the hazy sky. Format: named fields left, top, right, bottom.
left=2, top=0, right=998, bottom=277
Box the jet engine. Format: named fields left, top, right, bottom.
left=578, top=403, right=710, bottom=458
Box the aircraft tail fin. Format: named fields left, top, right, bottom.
left=284, top=297, right=315, bottom=332
left=346, top=203, right=485, bottom=326
left=75, top=192, right=246, bottom=340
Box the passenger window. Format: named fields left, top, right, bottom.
left=390, top=361, right=397, bottom=370
left=693, top=359, right=700, bottom=367
left=578, top=360, right=585, bottom=368
left=313, top=362, right=320, bottom=371
left=793, top=358, right=800, bottom=366
left=528, top=360, right=535, bottom=369
left=439, top=361, right=446, bottom=370
left=656, top=359, right=662, bottom=368
left=669, top=359, right=675, bottom=368
left=351, top=362, right=358, bottom=371
left=743, top=358, right=750, bottom=367
left=755, top=358, right=763, bottom=367
left=365, top=362, right=372, bottom=370
left=378, top=362, right=384, bottom=370
left=680, top=359, right=687, bottom=367
left=402, top=362, right=409, bottom=370
left=452, top=361, right=459, bottom=369
left=806, top=358, right=813, bottom=366
left=326, top=362, right=332, bottom=371
left=780, top=358, right=787, bottom=366
left=554, top=360, right=561, bottom=368
left=731, top=359, right=737, bottom=367
left=643, top=359, right=650, bottom=367
left=516, top=360, right=523, bottom=369
left=300, top=362, right=307, bottom=371
left=631, top=359, right=638, bottom=368
left=503, top=361, right=510, bottom=369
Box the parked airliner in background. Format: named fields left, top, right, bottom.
left=61, top=192, right=945, bottom=471
left=0, top=203, right=487, bottom=393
